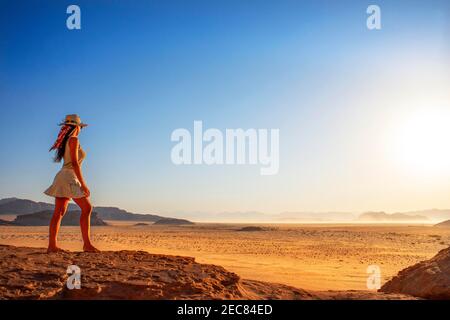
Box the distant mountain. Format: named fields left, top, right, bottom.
left=2, top=198, right=448, bottom=224
left=0, top=197, right=20, bottom=205
left=92, top=207, right=163, bottom=222
left=397, top=209, right=450, bottom=222
left=358, top=212, right=429, bottom=222
left=0, top=198, right=180, bottom=223
left=0, top=199, right=54, bottom=214
left=13, top=210, right=107, bottom=226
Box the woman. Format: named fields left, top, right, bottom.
left=44, top=114, right=99, bottom=253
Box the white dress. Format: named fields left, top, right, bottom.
left=44, top=138, right=86, bottom=199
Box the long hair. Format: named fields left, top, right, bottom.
left=49, top=125, right=77, bottom=163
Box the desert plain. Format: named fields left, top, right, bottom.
left=0, top=222, right=448, bottom=292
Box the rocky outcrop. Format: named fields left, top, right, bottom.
left=434, top=220, right=450, bottom=228
left=237, top=226, right=265, bottom=232
left=0, top=245, right=307, bottom=300
left=153, top=218, right=194, bottom=225
left=380, top=246, right=450, bottom=299
left=0, top=219, right=14, bottom=226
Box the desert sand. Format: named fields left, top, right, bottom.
left=0, top=222, right=449, bottom=294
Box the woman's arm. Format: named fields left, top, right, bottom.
left=68, top=136, right=90, bottom=197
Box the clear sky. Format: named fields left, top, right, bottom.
left=0, top=0, right=449, bottom=216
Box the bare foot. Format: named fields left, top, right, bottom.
left=47, top=246, right=67, bottom=253
left=83, top=244, right=100, bottom=253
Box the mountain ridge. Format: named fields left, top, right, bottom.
left=357, top=211, right=428, bottom=222
left=13, top=210, right=107, bottom=226
left=0, top=198, right=172, bottom=222
left=2, top=198, right=450, bottom=223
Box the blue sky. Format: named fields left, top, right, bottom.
left=0, top=0, right=449, bottom=216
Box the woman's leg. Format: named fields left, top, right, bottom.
left=47, top=197, right=70, bottom=253
left=73, top=196, right=100, bottom=252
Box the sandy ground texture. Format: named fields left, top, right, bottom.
left=0, top=223, right=449, bottom=292
left=0, top=245, right=416, bottom=300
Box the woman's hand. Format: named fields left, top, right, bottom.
left=81, top=184, right=91, bottom=197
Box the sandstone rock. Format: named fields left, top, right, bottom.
left=434, top=220, right=450, bottom=228
left=380, top=246, right=450, bottom=299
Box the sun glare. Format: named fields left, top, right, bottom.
left=393, top=107, right=450, bottom=176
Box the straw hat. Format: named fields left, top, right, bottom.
left=59, top=114, right=88, bottom=127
